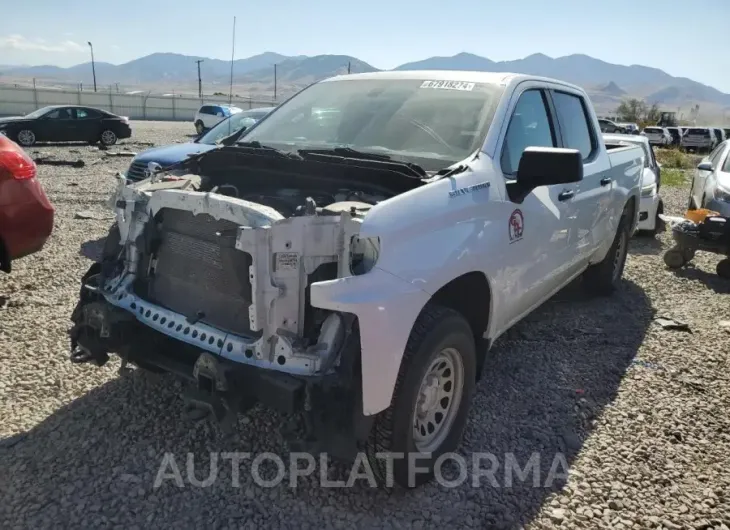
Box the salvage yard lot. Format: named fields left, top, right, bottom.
left=1, top=121, right=729, bottom=529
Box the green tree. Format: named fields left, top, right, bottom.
left=646, top=103, right=661, bottom=123
left=616, top=98, right=647, bottom=122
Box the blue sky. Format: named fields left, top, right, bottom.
left=2, top=0, right=728, bottom=92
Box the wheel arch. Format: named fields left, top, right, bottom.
left=425, top=270, right=493, bottom=380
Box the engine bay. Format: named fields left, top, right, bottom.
left=219, top=187, right=385, bottom=218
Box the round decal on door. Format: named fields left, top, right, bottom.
left=509, top=209, right=524, bottom=243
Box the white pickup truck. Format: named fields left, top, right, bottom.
left=70, top=71, right=643, bottom=488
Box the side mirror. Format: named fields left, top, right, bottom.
left=506, top=147, right=583, bottom=203
left=697, top=161, right=713, bottom=171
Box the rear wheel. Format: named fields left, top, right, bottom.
left=664, top=248, right=686, bottom=269
left=100, top=129, right=117, bottom=146
left=365, top=304, right=476, bottom=488
left=716, top=259, right=730, bottom=279
left=16, top=129, right=36, bottom=147
left=583, top=206, right=631, bottom=295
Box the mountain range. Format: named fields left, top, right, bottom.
left=2, top=51, right=729, bottom=116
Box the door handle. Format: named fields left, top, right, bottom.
left=600, top=177, right=612, bottom=186
left=558, top=190, right=574, bottom=202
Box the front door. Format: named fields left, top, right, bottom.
left=41, top=107, right=78, bottom=142
left=72, top=108, right=102, bottom=142
left=496, top=87, right=576, bottom=329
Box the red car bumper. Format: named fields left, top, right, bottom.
left=0, top=177, right=54, bottom=271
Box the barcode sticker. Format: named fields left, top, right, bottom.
left=420, top=80, right=475, bottom=91
left=276, top=252, right=299, bottom=272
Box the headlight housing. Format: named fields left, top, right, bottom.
left=641, top=183, right=657, bottom=198
left=349, top=236, right=380, bottom=276
left=714, top=185, right=730, bottom=203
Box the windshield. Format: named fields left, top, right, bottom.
left=24, top=106, right=56, bottom=119
left=239, top=78, right=504, bottom=171
left=199, top=113, right=258, bottom=145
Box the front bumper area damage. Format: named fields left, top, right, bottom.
left=69, top=172, right=379, bottom=458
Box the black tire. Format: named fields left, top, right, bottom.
left=716, top=259, right=730, bottom=279
left=583, top=206, right=631, bottom=295
left=99, top=129, right=118, bottom=146
left=664, top=248, right=686, bottom=269
left=15, top=129, right=36, bottom=147
left=687, top=182, right=697, bottom=210
left=195, top=121, right=205, bottom=135
left=365, top=304, right=476, bottom=489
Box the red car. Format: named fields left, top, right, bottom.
left=0, top=135, right=54, bottom=273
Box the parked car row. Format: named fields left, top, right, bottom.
left=637, top=125, right=728, bottom=152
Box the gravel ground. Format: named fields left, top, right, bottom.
left=1, top=121, right=729, bottom=529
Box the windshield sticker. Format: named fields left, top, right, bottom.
left=420, top=80, right=475, bottom=91
left=509, top=209, right=524, bottom=243
left=448, top=181, right=490, bottom=198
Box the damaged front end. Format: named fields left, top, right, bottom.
left=69, top=147, right=419, bottom=458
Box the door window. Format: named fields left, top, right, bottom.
left=75, top=108, right=100, bottom=119
left=500, top=89, right=556, bottom=175
left=551, top=91, right=596, bottom=160
left=46, top=108, right=72, bottom=120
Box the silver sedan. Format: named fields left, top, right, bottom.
left=688, top=140, right=730, bottom=216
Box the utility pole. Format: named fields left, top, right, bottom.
left=347, top=61, right=351, bottom=74
left=228, top=16, right=236, bottom=104
left=195, top=59, right=204, bottom=99
left=274, top=64, right=277, bottom=101
left=87, top=41, right=97, bottom=92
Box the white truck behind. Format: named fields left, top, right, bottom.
left=70, top=71, right=643, bottom=488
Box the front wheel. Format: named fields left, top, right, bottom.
left=583, top=207, right=631, bottom=295
left=16, top=129, right=36, bottom=147
left=195, top=121, right=205, bottom=135
left=365, top=304, right=476, bottom=488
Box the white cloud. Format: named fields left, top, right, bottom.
left=111, top=44, right=121, bottom=50
left=0, top=34, right=85, bottom=53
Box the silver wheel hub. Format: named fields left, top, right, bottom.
left=18, top=130, right=33, bottom=144
left=102, top=131, right=115, bottom=143
left=413, top=347, right=464, bottom=453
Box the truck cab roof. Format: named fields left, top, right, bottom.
left=325, top=70, right=587, bottom=92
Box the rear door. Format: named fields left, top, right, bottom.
left=72, top=108, right=102, bottom=141
left=549, top=89, right=612, bottom=267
